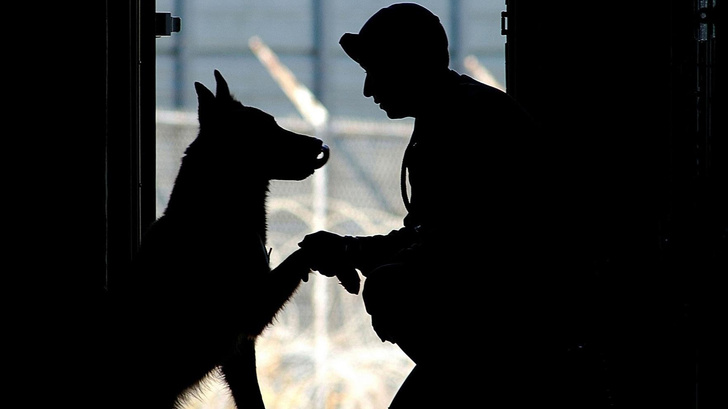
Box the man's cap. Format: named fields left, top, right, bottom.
left=339, top=3, right=449, bottom=69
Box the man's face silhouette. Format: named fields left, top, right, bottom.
left=362, top=63, right=421, bottom=119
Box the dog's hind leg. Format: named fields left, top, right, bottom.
left=221, top=338, right=266, bottom=409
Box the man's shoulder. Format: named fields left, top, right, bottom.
left=452, top=73, right=516, bottom=107
left=416, top=71, right=537, bottom=134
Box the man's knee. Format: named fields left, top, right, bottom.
left=362, top=263, right=411, bottom=314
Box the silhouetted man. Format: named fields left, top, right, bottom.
left=299, top=3, right=564, bottom=407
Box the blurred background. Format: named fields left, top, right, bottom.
left=153, top=1, right=507, bottom=408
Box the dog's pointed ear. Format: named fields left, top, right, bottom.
left=195, top=81, right=215, bottom=124
left=194, top=81, right=215, bottom=106
left=214, top=70, right=232, bottom=100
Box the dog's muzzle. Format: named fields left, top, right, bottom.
left=314, top=144, right=330, bottom=169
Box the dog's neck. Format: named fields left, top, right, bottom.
left=163, top=156, right=270, bottom=243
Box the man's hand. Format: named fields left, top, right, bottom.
left=298, top=231, right=361, bottom=294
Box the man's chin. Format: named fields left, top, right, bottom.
left=382, top=106, right=409, bottom=119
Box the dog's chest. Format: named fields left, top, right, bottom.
left=255, top=233, right=271, bottom=268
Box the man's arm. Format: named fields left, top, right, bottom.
left=298, top=225, right=419, bottom=293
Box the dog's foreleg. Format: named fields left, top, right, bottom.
left=221, top=249, right=309, bottom=408
left=246, top=249, right=308, bottom=334
left=221, top=338, right=266, bottom=409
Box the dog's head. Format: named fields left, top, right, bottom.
left=192, top=70, right=329, bottom=181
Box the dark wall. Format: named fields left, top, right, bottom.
left=506, top=1, right=724, bottom=408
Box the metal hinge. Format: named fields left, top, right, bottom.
left=500, top=11, right=508, bottom=36
left=696, top=1, right=716, bottom=42
left=155, top=12, right=181, bottom=37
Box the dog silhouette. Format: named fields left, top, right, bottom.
left=111, top=70, right=329, bottom=408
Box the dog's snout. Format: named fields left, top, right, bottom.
left=270, top=131, right=329, bottom=180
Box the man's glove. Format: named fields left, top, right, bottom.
left=298, top=231, right=361, bottom=294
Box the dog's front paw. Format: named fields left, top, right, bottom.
left=278, top=248, right=312, bottom=282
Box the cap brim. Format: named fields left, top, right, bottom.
left=339, top=33, right=366, bottom=64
